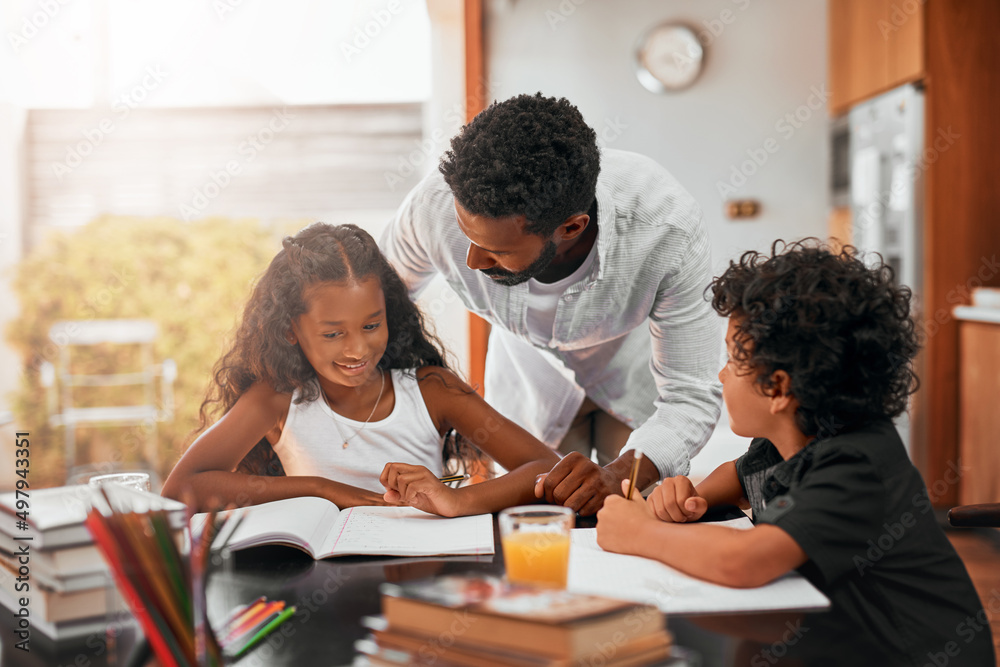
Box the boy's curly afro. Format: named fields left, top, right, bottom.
left=710, top=240, right=920, bottom=439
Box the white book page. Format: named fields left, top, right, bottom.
left=196, top=496, right=341, bottom=557
left=319, top=506, right=494, bottom=557
left=567, top=527, right=829, bottom=615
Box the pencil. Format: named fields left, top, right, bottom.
left=231, top=606, right=296, bottom=657
left=625, top=448, right=644, bottom=500
left=223, top=601, right=285, bottom=645
left=220, top=595, right=265, bottom=633
left=437, top=474, right=470, bottom=484
left=221, top=598, right=267, bottom=638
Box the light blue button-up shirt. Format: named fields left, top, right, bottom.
left=380, top=149, right=722, bottom=478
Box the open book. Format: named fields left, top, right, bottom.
left=194, top=496, right=494, bottom=559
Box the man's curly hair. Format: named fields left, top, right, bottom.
left=709, top=240, right=920, bottom=439
left=439, top=93, right=600, bottom=237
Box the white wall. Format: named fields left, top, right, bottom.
left=484, top=0, right=829, bottom=476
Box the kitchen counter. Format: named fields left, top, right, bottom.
left=953, top=305, right=1000, bottom=325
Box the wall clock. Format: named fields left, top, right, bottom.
left=635, top=23, right=705, bottom=93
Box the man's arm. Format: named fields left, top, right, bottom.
left=537, top=225, right=722, bottom=514
left=620, top=224, right=722, bottom=478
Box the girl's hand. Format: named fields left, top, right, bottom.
left=647, top=475, right=708, bottom=523
left=316, top=479, right=403, bottom=509
left=380, top=463, right=461, bottom=517
left=595, top=479, right=656, bottom=555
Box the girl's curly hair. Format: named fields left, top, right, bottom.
left=709, top=239, right=920, bottom=439
left=196, top=222, right=490, bottom=476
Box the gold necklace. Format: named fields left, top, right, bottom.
left=322, top=369, right=385, bottom=449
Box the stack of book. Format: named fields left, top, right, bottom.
left=0, top=485, right=186, bottom=643
left=358, top=574, right=672, bottom=667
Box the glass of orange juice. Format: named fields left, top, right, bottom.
left=499, top=506, right=574, bottom=588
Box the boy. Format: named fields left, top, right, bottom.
left=596, top=241, right=994, bottom=666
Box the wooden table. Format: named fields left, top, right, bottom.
left=1, top=511, right=899, bottom=666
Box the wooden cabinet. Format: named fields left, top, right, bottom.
left=958, top=320, right=1000, bottom=505
left=828, top=0, right=924, bottom=115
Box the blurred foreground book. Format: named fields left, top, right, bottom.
left=357, top=574, right=672, bottom=666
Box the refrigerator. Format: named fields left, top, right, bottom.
left=845, top=83, right=925, bottom=455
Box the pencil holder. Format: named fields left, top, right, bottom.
left=85, top=487, right=224, bottom=667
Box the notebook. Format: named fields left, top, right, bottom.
left=193, top=496, right=494, bottom=558
left=567, top=517, right=831, bottom=615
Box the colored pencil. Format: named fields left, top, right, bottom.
left=231, top=606, right=297, bottom=658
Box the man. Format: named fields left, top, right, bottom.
left=381, top=93, right=721, bottom=515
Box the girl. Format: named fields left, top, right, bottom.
left=162, top=223, right=559, bottom=516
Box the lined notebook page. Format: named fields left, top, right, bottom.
left=567, top=527, right=829, bottom=615
left=321, top=506, right=494, bottom=557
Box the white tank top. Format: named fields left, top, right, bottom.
left=272, top=368, right=444, bottom=494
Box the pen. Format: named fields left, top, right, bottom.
left=231, top=606, right=296, bottom=657
left=437, top=474, right=470, bottom=484
left=625, top=448, right=644, bottom=500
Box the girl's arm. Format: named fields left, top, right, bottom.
left=596, top=481, right=807, bottom=588
left=381, top=367, right=560, bottom=517
left=161, top=382, right=396, bottom=512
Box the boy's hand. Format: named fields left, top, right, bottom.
left=595, top=479, right=656, bottom=555
left=380, top=462, right=461, bottom=517
left=647, top=475, right=707, bottom=523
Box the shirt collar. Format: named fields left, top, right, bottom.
left=589, top=177, right=617, bottom=285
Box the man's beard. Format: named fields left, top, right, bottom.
left=480, top=240, right=558, bottom=286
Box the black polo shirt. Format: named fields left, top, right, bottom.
left=735, top=419, right=995, bottom=667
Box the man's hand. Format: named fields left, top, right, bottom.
left=595, top=479, right=656, bottom=555
left=647, top=475, right=708, bottom=523
left=533, top=452, right=624, bottom=516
